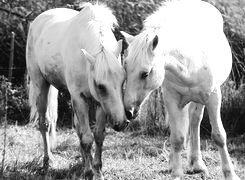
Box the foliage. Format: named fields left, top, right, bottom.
left=104, top=0, right=162, bottom=35
left=0, top=76, right=29, bottom=125
left=0, top=76, right=8, bottom=124
left=221, top=81, right=245, bottom=135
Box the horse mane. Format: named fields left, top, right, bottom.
left=79, top=3, right=122, bottom=82
left=80, top=2, right=117, bottom=30
left=94, top=49, right=123, bottom=82
left=126, top=29, right=157, bottom=67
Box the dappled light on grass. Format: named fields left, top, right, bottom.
left=0, top=126, right=244, bottom=179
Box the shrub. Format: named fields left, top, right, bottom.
left=220, top=81, right=245, bottom=135
left=0, top=76, right=29, bottom=125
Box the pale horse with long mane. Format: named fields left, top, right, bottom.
left=26, top=3, right=128, bottom=179
left=122, top=0, right=240, bottom=180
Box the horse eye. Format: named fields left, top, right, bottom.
left=97, top=84, right=107, bottom=96
left=140, top=71, right=149, bottom=80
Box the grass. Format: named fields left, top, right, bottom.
left=0, top=125, right=244, bottom=180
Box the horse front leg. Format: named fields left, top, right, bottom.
left=206, top=87, right=240, bottom=180
left=72, top=96, right=94, bottom=180
left=34, top=81, right=54, bottom=171
left=93, top=106, right=106, bottom=180
left=164, top=90, right=189, bottom=180
left=187, top=102, right=208, bottom=174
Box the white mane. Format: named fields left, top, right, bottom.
left=126, top=29, right=158, bottom=67
left=79, top=3, right=123, bottom=82
left=81, top=2, right=117, bottom=29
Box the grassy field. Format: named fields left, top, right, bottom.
left=0, top=125, right=244, bottom=180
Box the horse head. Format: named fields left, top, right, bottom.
left=81, top=40, right=129, bottom=131
left=122, top=30, right=165, bottom=120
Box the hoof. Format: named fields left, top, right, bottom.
left=93, top=170, right=104, bottom=180
left=223, top=171, right=240, bottom=180
left=85, top=169, right=94, bottom=180
left=171, top=175, right=182, bottom=180
left=42, top=154, right=56, bottom=170
left=170, top=168, right=183, bottom=180
left=188, top=157, right=208, bottom=175
left=43, top=156, right=51, bottom=170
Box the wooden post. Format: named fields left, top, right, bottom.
left=8, top=32, right=15, bottom=82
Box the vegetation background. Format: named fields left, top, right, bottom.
left=0, top=0, right=245, bottom=179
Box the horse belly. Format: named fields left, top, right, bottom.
left=42, top=60, right=67, bottom=90
left=36, top=24, right=70, bottom=89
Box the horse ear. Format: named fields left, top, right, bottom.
left=81, top=49, right=95, bottom=65
left=114, top=39, right=123, bottom=58
left=148, top=35, right=158, bottom=55
left=120, top=31, right=134, bottom=44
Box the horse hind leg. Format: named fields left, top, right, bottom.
left=187, top=102, right=208, bottom=174
left=206, top=87, right=240, bottom=180
left=164, top=91, right=189, bottom=179
left=29, top=77, right=53, bottom=170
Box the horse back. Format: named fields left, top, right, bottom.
left=26, top=8, right=79, bottom=90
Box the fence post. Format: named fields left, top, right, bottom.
left=8, top=32, right=15, bottom=82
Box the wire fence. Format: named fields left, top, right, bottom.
left=0, top=67, right=26, bottom=70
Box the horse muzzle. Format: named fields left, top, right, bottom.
left=107, top=115, right=130, bottom=132
left=112, top=119, right=130, bottom=132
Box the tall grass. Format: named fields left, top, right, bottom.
left=220, top=81, right=245, bottom=135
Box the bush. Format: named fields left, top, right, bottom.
left=0, top=75, right=29, bottom=125
left=221, top=81, right=245, bottom=135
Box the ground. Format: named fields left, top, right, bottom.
left=0, top=125, right=244, bottom=180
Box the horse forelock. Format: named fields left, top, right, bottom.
left=94, top=49, right=123, bottom=83
left=126, top=30, right=157, bottom=69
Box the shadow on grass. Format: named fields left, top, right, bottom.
left=2, top=161, right=85, bottom=180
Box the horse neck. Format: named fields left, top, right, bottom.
left=66, top=16, right=102, bottom=54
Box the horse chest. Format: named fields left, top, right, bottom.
left=164, top=72, right=213, bottom=107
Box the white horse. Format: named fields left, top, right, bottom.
left=122, top=0, right=240, bottom=180
left=26, top=3, right=128, bottom=179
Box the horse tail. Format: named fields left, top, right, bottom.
left=26, top=23, right=38, bottom=124
left=46, top=85, right=59, bottom=150
left=28, top=80, right=58, bottom=149
left=28, top=79, right=39, bottom=124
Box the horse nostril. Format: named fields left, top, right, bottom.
left=125, top=109, right=134, bottom=120
left=113, top=124, right=120, bottom=132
